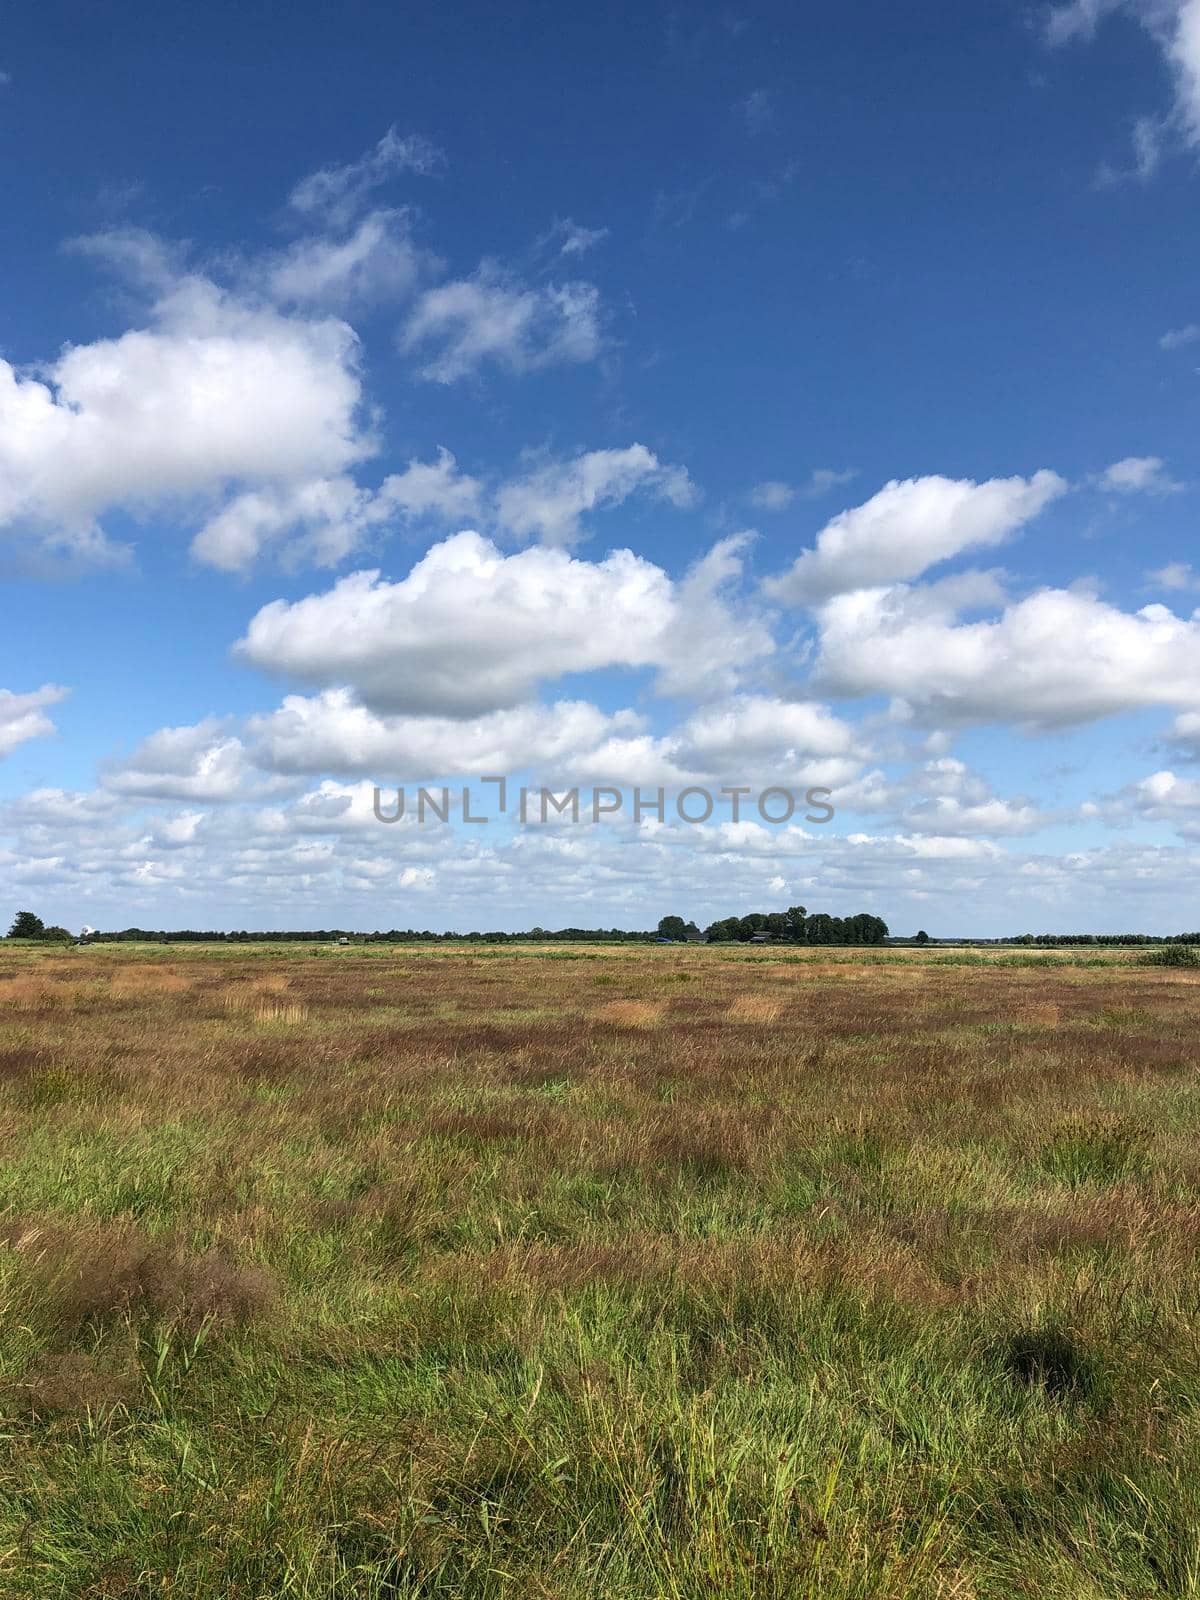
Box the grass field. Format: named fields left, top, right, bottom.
left=1, top=941, right=1199, bottom=1597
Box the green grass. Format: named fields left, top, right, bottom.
left=0, top=941, right=1198, bottom=1596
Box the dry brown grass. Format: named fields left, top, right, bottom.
left=3, top=940, right=1199, bottom=1598
left=726, top=994, right=782, bottom=1024
left=595, top=998, right=666, bottom=1027
left=2, top=1215, right=279, bottom=1335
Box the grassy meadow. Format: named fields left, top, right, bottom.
left=1, top=940, right=1199, bottom=1597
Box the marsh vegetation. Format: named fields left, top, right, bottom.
left=0, top=942, right=1198, bottom=1597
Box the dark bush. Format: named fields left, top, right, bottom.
left=1140, top=945, right=1200, bottom=967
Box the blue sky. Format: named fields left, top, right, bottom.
left=3, top=0, right=1200, bottom=935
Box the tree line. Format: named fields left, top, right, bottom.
left=694, top=906, right=889, bottom=944
left=1000, top=932, right=1200, bottom=946
left=7, top=907, right=891, bottom=946
left=5, top=911, right=73, bottom=942
left=12, top=908, right=1200, bottom=947
left=5, top=912, right=657, bottom=945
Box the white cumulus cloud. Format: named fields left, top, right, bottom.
left=236, top=531, right=767, bottom=716
left=766, top=471, right=1066, bottom=604
left=191, top=449, right=482, bottom=572
left=814, top=581, right=1200, bottom=729
left=0, top=685, right=69, bottom=758
left=101, top=720, right=288, bottom=803
left=0, top=266, right=368, bottom=564
left=248, top=691, right=638, bottom=778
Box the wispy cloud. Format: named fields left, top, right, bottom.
left=737, top=87, right=775, bottom=134
left=1047, top=0, right=1200, bottom=176
left=539, top=218, right=609, bottom=258
left=1095, top=112, right=1164, bottom=185
left=496, top=444, right=697, bottom=546
left=1096, top=455, right=1184, bottom=494
left=651, top=180, right=712, bottom=232
left=289, top=127, right=444, bottom=228
left=1146, top=561, right=1199, bottom=590
left=749, top=469, right=857, bottom=510
left=401, top=265, right=603, bottom=382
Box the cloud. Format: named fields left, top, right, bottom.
left=737, top=89, right=775, bottom=134
left=1133, top=111, right=1166, bottom=177
left=69, top=226, right=184, bottom=290
left=540, top=219, right=609, bottom=258
left=235, top=533, right=675, bottom=715
left=1168, top=710, right=1200, bottom=754
left=766, top=470, right=1066, bottom=604
left=236, top=531, right=767, bottom=717
left=565, top=691, right=865, bottom=791
left=825, top=755, right=1054, bottom=837
left=1045, top=0, right=1120, bottom=45
left=1167, top=0, right=1200, bottom=144
left=401, top=265, right=603, bottom=381
left=495, top=444, right=696, bottom=546
left=0, top=787, right=120, bottom=830
left=653, top=183, right=711, bottom=232
left=0, top=685, right=69, bottom=758
left=378, top=448, right=484, bottom=522
left=669, top=695, right=863, bottom=784
left=1047, top=1, right=1200, bottom=164
left=1104, top=767, right=1200, bottom=838
left=3, top=151, right=619, bottom=568
left=1095, top=112, right=1166, bottom=184
left=749, top=481, right=794, bottom=511
left=802, top=468, right=858, bottom=499
left=898, top=795, right=1050, bottom=837
left=12, top=753, right=1200, bottom=934
left=247, top=691, right=637, bottom=778
left=192, top=477, right=387, bottom=572
left=192, top=441, right=697, bottom=571
left=288, top=127, right=444, bottom=228
left=1161, top=322, right=1200, bottom=348
left=1097, top=455, right=1183, bottom=493
left=191, top=449, right=482, bottom=572
left=1127, top=768, right=1200, bottom=814
left=266, top=210, right=433, bottom=309
left=749, top=469, right=857, bottom=511
left=0, top=261, right=369, bottom=564
left=101, top=720, right=284, bottom=803
left=1147, top=561, right=1198, bottom=590
left=652, top=535, right=775, bottom=701
left=813, top=580, right=1200, bottom=729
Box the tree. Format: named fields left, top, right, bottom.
left=914, top=930, right=930, bottom=945
left=7, top=911, right=44, bottom=939
left=657, top=915, right=688, bottom=941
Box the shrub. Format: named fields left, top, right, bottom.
left=1140, top=944, right=1200, bottom=967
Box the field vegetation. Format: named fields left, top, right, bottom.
left=0, top=940, right=1198, bottom=1597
